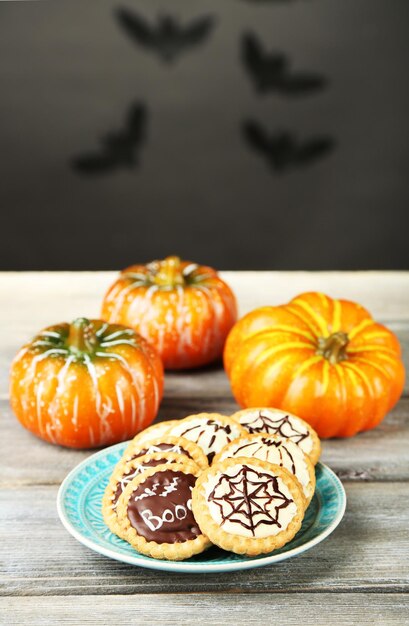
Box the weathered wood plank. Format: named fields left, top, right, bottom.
left=1, top=397, right=409, bottom=486
left=1, top=594, right=408, bottom=626
left=1, top=483, right=408, bottom=596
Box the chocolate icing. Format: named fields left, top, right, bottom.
left=178, top=419, right=234, bottom=463
left=208, top=465, right=293, bottom=536
left=233, top=437, right=297, bottom=474
left=127, top=470, right=201, bottom=543
left=113, top=458, right=168, bottom=506
left=131, top=442, right=193, bottom=462
left=244, top=412, right=309, bottom=444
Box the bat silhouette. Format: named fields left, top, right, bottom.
left=115, top=8, right=215, bottom=63
left=71, top=103, right=147, bottom=175
left=243, top=120, right=335, bottom=171
left=242, top=33, right=327, bottom=95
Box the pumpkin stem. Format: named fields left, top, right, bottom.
left=154, top=256, right=184, bottom=288
left=68, top=318, right=97, bottom=353
left=316, top=331, right=349, bottom=365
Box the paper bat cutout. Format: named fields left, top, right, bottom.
left=242, top=33, right=327, bottom=95
left=115, top=8, right=215, bottom=63
left=71, top=103, right=147, bottom=175
left=243, top=120, right=335, bottom=171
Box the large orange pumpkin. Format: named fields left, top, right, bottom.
left=10, top=318, right=164, bottom=448
left=101, top=256, right=237, bottom=369
left=224, top=292, right=405, bottom=438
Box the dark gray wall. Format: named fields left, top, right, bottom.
left=0, top=0, right=408, bottom=270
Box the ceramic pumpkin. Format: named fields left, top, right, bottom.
left=224, top=292, right=405, bottom=438
left=101, top=256, right=237, bottom=369
left=10, top=318, right=164, bottom=448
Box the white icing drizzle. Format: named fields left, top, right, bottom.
left=143, top=444, right=184, bottom=456
left=159, top=476, right=179, bottom=497
left=133, top=482, right=160, bottom=501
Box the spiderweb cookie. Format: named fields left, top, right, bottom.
left=192, top=457, right=305, bottom=556
left=213, top=434, right=316, bottom=505
left=231, top=407, right=321, bottom=464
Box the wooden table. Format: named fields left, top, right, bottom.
left=1, top=271, right=409, bottom=625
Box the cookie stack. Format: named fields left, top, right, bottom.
left=102, top=408, right=321, bottom=560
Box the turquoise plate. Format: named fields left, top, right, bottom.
left=57, top=442, right=346, bottom=573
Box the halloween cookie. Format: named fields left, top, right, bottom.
left=102, top=452, right=191, bottom=539
left=122, top=435, right=208, bottom=470
left=116, top=461, right=211, bottom=560
left=231, top=407, right=321, bottom=465
left=213, top=434, right=316, bottom=505
left=192, top=457, right=305, bottom=556
left=165, top=413, right=246, bottom=463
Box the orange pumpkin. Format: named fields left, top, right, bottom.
left=10, top=318, right=164, bottom=448
left=224, top=292, right=405, bottom=438
left=101, top=256, right=237, bottom=369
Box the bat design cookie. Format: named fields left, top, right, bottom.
left=166, top=413, right=246, bottom=463
left=116, top=462, right=211, bottom=560
left=102, top=452, right=191, bottom=539
left=122, top=435, right=208, bottom=470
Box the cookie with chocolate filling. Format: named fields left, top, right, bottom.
left=122, top=435, right=208, bottom=470
left=102, top=452, right=192, bottom=539
left=116, top=461, right=211, bottom=560
left=165, top=413, right=246, bottom=463
left=213, top=434, right=316, bottom=506
left=192, top=457, right=305, bottom=556
left=231, top=407, right=321, bottom=465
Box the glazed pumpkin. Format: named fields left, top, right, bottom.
left=224, top=292, right=405, bottom=438
left=101, top=256, right=237, bottom=369
left=10, top=318, right=164, bottom=448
